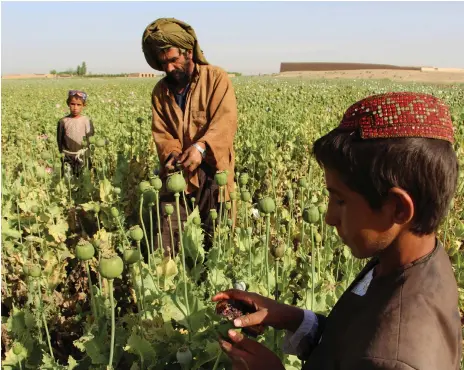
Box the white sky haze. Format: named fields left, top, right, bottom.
left=2, top=1, right=464, bottom=75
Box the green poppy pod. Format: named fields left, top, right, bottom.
left=241, top=190, right=251, bottom=202
left=28, top=264, right=42, bottom=278
left=129, top=225, right=144, bottom=241
left=150, top=177, right=163, bottom=191
left=143, top=189, right=157, bottom=205
left=123, top=249, right=141, bottom=265
left=176, top=346, right=193, bottom=366
left=111, top=207, right=119, bottom=217
left=258, top=197, right=275, bottom=214
left=76, top=240, right=95, bottom=261
left=298, top=178, right=308, bottom=189
left=286, top=189, right=294, bottom=200
left=214, top=171, right=228, bottom=186
left=166, top=173, right=186, bottom=193
left=138, top=181, right=151, bottom=193
left=99, top=256, right=124, bottom=280
left=165, top=204, right=174, bottom=216
left=318, top=203, right=327, bottom=214
left=95, top=138, right=106, bottom=148
left=210, top=209, right=218, bottom=220
left=271, top=244, right=285, bottom=259
left=303, top=206, right=319, bottom=224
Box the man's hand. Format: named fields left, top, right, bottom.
left=165, top=151, right=180, bottom=171
left=212, top=289, right=305, bottom=332
left=219, top=330, right=285, bottom=370
left=178, top=144, right=203, bottom=172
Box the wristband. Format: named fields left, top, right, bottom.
left=192, top=143, right=206, bottom=158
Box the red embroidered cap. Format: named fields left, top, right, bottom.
left=338, top=92, right=454, bottom=143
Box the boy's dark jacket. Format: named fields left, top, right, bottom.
left=302, top=241, right=462, bottom=370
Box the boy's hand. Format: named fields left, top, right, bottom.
left=165, top=151, right=180, bottom=171
left=178, top=145, right=203, bottom=172
left=212, top=289, right=305, bottom=332
left=219, top=329, right=285, bottom=370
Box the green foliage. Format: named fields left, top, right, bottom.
left=1, top=76, right=463, bottom=369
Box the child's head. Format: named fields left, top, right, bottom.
left=67, top=90, right=87, bottom=117
left=313, top=92, right=457, bottom=258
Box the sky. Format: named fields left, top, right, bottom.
left=1, top=1, right=464, bottom=75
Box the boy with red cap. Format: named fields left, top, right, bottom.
left=214, top=92, right=462, bottom=369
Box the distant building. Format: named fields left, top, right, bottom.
left=279, top=62, right=421, bottom=73
left=128, top=73, right=157, bottom=78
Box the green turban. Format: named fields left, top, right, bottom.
left=142, top=18, right=209, bottom=71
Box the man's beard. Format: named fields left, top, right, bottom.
left=166, top=64, right=191, bottom=86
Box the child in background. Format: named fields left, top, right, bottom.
left=57, top=90, right=94, bottom=176
left=214, top=92, right=462, bottom=370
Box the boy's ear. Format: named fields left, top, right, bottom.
left=386, top=187, right=414, bottom=226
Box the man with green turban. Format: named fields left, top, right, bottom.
left=142, top=18, right=237, bottom=251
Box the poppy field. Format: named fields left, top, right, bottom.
left=1, top=77, right=463, bottom=369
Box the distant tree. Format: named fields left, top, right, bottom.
left=81, top=61, right=87, bottom=76
left=76, top=65, right=82, bottom=76
left=50, top=69, right=57, bottom=75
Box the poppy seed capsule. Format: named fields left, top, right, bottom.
left=298, top=178, right=308, bottom=189
left=28, top=264, right=42, bottom=278
left=214, top=171, right=228, bottom=186
left=287, top=189, right=294, bottom=200
left=99, top=256, right=124, bottom=280
left=166, top=173, right=186, bottom=193
left=318, top=203, right=327, bottom=214
left=123, top=249, right=141, bottom=265
left=129, top=226, right=144, bottom=241
left=225, top=202, right=232, bottom=210
left=111, top=207, right=119, bottom=217
left=241, top=190, right=251, bottom=202
left=138, top=181, right=151, bottom=193
left=258, top=197, right=275, bottom=214
left=150, top=177, right=162, bottom=191
left=95, top=138, right=106, bottom=148
left=229, top=192, right=237, bottom=201
left=246, top=227, right=253, bottom=237
left=76, top=240, right=95, bottom=261
left=13, top=343, right=22, bottom=356
left=165, top=204, right=174, bottom=216
left=176, top=346, right=193, bottom=366
left=210, top=209, right=218, bottom=220
left=303, top=206, right=320, bottom=224
left=271, top=244, right=285, bottom=259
